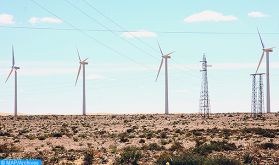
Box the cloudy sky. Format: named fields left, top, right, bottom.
left=0, top=0, right=279, bottom=115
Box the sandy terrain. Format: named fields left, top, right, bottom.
left=0, top=113, right=279, bottom=164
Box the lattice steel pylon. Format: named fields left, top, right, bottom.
left=250, top=73, right=265, bottom=117
left=199, top=54, right=211, bottom=118
left=250, top=74, right=258, bottom=117
left=257, top=74, right=265, bottom=115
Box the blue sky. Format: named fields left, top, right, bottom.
left=0, top=0, right=279, bottom=114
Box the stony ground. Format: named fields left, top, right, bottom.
left=0, top=113, right=279, bottom=164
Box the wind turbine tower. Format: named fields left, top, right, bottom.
left=256, top=29, right=274, bottom=113
left=75, top=49, right=88, bottom=116
left=5, top=46, right=20, bottom=117
left=199, top=54, right=211, bottom=118
left=155, top=42, right=174, bottom=115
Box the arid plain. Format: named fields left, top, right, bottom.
left=0, top=113, right=279, bottom=164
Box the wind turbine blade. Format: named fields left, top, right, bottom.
left=257, top=28, right=265, bottom=49
left=165, top=51, right=175, bottom=56
left=5, top=68, right=14, bottom=83
left=82, top=58, right=88, bottom=62
left=157, top=41, right=164, bottom=56
left=77, top=48, right=81, bottom=62
left=75, top=64, right=82, bottom=86
left=155, top=58, right=164, bottom=81
left=12, top=45, right=15, bottom=66
left=256, top=51, right=265, bottom=73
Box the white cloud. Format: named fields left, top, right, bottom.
left=184, top=10, right=238, bottom=23
left=122, top=30, right=157, bottom=38
left=29, top=17, right=63, bottom=24
left=0, top=13, right=15, bottom=25
left=248, top=11, right=268, bottom=18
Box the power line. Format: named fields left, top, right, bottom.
left=82, top=0, right=160, bottom=54
left=2, top=25, right=279, bottom=35
left=29, top=0, right=153, bottom=70
left=26, top=0, right=201, bottom=80
left=78, top=0, right=201, bottom=79
left=64, top=0, right=159, bottom=61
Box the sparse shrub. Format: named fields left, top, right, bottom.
left=78, top=133, right=87, bottom=139
left=156, top=152, right=240, bottom=165
left=169, top=141, right=184, bottom=151
left=243, top=153, right=254, bottom=164
left=140, top=115, right=146, bottom=120
left=260, top=142, right=279, bottom=149
left=109, top=145, right=117, bottom=154
left=119, top=133, right=129, bottom=143
left=26, top=134, right=36, bottom=140
left=143, top=143, right=164, bottom=151
left=83, top=149, right=94, bottom=165
left=38, top=134, right=48, bottom=140
left=52, top=145, right=65, bottom=152
left=160, top=131, right=167, bottom=139
left=243, top=128, right=278, bottom=138
left=51, top=131, right=63, bottom=138
left=175, top=128, right=182, bottom=134
left=146, top=131, right=153, bottom=139
left=206, top=157, right=241, bottom=165
left=0, top=143, right=20, bottom=153
left=156, top=152, right=205, bottom=165
left=161, top=139, right=169, bottom=145
left=126, top=128, right=134, bottom=133
left=194, top=141, right=237, bottom=155
left=116, top=146, right=142, bottom=165
left=139, top=139, right=145, bottom=143
left=0, top=131, right=11, bottom=137
left=192, top=129, right=203, bottom=136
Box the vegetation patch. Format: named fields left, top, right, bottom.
left=156, top=152, right=240, bottom=165
left=115, top=146, right=142, bottom=165
left=194, top=141, right=237, bottom=155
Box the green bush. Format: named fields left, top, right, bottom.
left=116, top=146, right=142, bottom=165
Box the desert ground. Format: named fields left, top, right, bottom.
left=0, top=113, right=279, bottom=165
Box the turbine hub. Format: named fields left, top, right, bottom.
left=14, top=66, right=20, bottom=70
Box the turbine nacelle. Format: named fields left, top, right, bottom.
left=80, top=61, right=88, bottom=65
left=263, top=48, right=274, bottom=53
left=13, top=66, right=20, bottom=70
left=162, top=55, right=171, bottom=58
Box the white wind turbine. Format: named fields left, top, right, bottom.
left=155, top=42, right=174, bottom=115
left=75, top=48, right=88, bottom=116
left=5, top=46, right=20, bottom=117
left=255, top=29, right=275, bottom=113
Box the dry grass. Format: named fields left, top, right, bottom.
left=0, top=113, right=279, bottom=164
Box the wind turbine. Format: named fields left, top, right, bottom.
left=255, top=29, right=274, bottom=113
left=75, top=48, right=88, bottom=116
left=155, top=42, right=174, bottom=115
left=5, top=45, right=20, bottom=117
